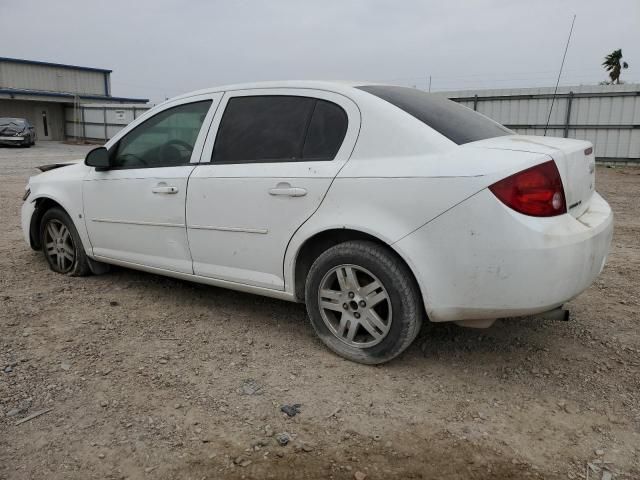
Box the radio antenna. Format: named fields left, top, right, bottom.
left=544, top=14, right=576, bottom=136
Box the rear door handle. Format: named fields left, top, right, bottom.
left=268, top=183, right=307, bottom=197
left=152, top=183, right=179, bottom=194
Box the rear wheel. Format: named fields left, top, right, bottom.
left=40, top=207, right=91, bottom=276
left=305, top=241, right=423, bottom=364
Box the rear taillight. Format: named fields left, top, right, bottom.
left=489, top=160, right=566, bottom=217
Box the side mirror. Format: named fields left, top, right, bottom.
left=85, top=147, right=111, bottom=170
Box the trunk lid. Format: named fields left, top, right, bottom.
left=470, top=135, right=596, bottom=218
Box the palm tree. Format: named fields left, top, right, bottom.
left=602, top=49, right=629, bottom=84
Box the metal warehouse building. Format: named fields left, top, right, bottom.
left=0, top=57, right=148, bottom=141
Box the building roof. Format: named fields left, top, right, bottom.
left=0, top=87, right=148, bottom=104
left=0, top=56, right=112, bottom=74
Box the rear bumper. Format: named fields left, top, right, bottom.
left=395, top=190, right=613, bottom=322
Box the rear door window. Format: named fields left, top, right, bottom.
left=303, top=100, right=348, bottom=160
left=357, top=85, right=512, bottom=145
left=212, top=95, right=348, bottom=163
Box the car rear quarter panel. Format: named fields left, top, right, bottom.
left=283, top=147, right=552, bottom=298
left=283, top=92, right=558, bottom=299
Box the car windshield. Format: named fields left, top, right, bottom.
left=356, top=85, right=512, bottom=145
left=0, top=118, right=26, bottom=127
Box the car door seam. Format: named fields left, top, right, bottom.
left=183, top=93, right=225, bottom=275
left=280, top=99, right=364, bottom=290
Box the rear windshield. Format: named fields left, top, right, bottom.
left=0, top=118, right=25, bottom=126
left=357, top=85, right=512, bottom=145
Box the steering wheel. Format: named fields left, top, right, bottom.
left=159, top=139, right=193, bottom=164
left=118, top=152, right=148, bottom=166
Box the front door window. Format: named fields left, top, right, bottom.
left=110, top=100, right=212, bottom=169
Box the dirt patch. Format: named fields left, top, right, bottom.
left=1, top=144, right=639, bottom=479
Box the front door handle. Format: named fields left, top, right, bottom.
left=269, top=182, right=307, bottom=197
left=152, top=183, right=179, bottom=194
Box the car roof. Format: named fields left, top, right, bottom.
left=170, top=80, right=377, bottom=102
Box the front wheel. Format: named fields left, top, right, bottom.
left=305, top=241, right=423, bottom=364
left=40, top=207, right=91, bottom=276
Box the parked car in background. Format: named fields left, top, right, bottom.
left=20, top=81, right=613, bottom=364
left=0, top=117, right=36, bottom=147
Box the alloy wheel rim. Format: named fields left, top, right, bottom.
left=44, top=219, right=75, bottom=273
left=318, top=264, right=392, bottom=348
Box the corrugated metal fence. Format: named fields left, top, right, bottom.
left=63, top=85, right=640, bottom=162
left=443, top=84, right=640, bottom=163
left=65, top=103, right=150, bottom=142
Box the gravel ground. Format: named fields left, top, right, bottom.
left=1, top=142, right=639, bottom=479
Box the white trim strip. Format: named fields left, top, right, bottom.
left=91, top=218, right=185, bottom=228
left=188, top=224, right=268, bottom=234
left=90, top=218, right=268, bottom=234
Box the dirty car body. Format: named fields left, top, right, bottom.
left=0, top=117, right=36, bottom=147
left=21, top=81, right=613, bottom=364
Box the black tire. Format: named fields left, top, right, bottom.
left=305, top=240, right=423, bottom=364
left=39, top=207, right=91, bottom=276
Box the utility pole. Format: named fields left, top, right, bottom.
left=428, top=75, right=432, bottom=92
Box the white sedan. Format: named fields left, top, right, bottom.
left=21, top=81, right=613, bottom=364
